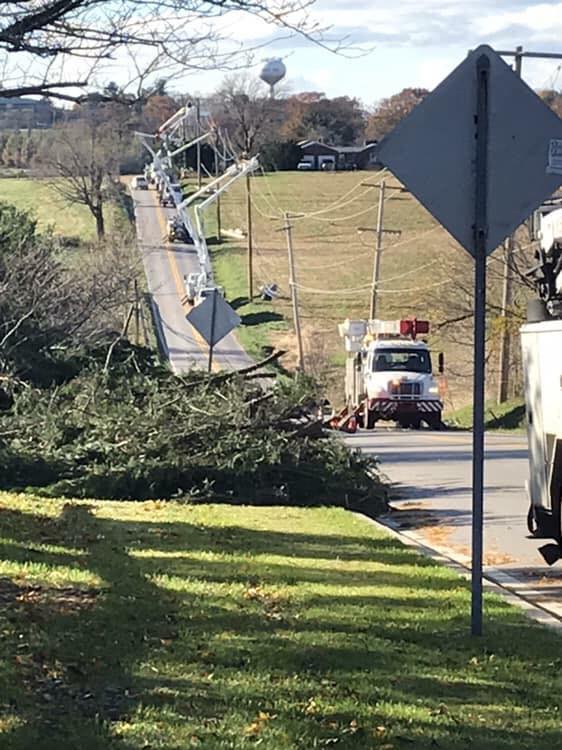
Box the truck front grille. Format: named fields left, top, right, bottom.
left=390, top=381, right=422, bottom=396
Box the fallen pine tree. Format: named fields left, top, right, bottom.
left=1, top=342, right=387, bottom=514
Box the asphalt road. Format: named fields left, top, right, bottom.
left=346, top=428, right=562, bottom=619
left=132, top=186, right=254, bottom=373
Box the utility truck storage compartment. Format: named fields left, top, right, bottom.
left=521, top=319, right=562, bottom=539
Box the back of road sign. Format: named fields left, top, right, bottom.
left=377, top=44, right=562, bottom=256
left=186, top=293, right=241, bottom=348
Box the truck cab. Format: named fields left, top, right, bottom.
left=339, top=318, right=443, bottom=430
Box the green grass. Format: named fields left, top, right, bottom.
left=446, top=398, right=526, bottom=431
left=0, top=178, right=127, bottom=242
left=1, top=492, right=560, bottom=749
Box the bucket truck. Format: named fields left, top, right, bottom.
left=339, top=318, right=444, bottom=430
left=521, top=205, right=562, bottom=546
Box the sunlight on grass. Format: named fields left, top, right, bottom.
left=0, top=493, right=560, bottom=749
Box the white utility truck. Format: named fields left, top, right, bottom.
left=339, top=318, right=444, bottom=430
left=522, top=205, right=562, bottom=544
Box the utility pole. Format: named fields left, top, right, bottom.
left=284, top=212, right=305, bottom=372
left=246, top=173, right=254, bottom=299
left=134, top=279, right=141, bottom=346
left=359, top=179, right=403, bottom=319
left=183, top=98, right=189, bottom=173
left=214, top=136, right=222, bottom=243
left=370, top=179, right=386, bottom=319
left=496, top=45, right=562, bottom=402
left=196, top=98, right=202, bottom=189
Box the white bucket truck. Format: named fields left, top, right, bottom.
left=522, top=205, right=562, bottom=545
left=339, top=318, right=444, bottom=430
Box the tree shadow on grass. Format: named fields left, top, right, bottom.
left=240, top=311, right=284, bottom=327
left=1, top=505, right=561, bottom=749
left=0, top=503, right=179, bottom=749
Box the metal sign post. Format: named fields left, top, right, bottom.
left=208, top=289, right=218, bottom=373
left=471, top=54, right=490, bottom=636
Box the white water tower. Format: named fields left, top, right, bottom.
left=260, top=58, right=286, bottom=98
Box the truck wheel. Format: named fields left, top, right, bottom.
left=427, top=414, right=442, bottom=430
left=527, top=503, right=538, bottom=536
left=364, top=404, right=376, bottom=430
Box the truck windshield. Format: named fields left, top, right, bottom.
left=372, top=348, right=431, bottom=374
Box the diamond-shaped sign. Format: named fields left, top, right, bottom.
left=377, top=44, right=562, bottom=256
left=186, top=292, right=240, bottom=347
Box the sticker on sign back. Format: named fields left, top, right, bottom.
left=547, top=139, right=562, bottom=175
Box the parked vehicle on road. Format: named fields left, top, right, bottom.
left=338, top=318, right=444, bottom=430
left=132, top=175, right=148, bottom=189
left=166, top=217, right=191, bottom=243
left=184, top=271, right=225, bottom=306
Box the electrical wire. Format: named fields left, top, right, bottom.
left=376, top=278, right=452, bottom=294
left=291, top=185, right=378, bottom=220
left=296, top=282, right=373, bottom=295
left=377, top=258, right=440, bottom=285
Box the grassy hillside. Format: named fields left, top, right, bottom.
left=0, top=178, right=128, bottom=242
left=1, top=493, right=561, bottom=749
left=199, top=170, right=529, bottom=407
left=446, top=398, right=526, bottom=431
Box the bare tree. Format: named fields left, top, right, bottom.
left=213, top=73, right=278, bottom=155
left=0, top=1, right=329, bottom=102
left=37, top=115, right=121, bottom=239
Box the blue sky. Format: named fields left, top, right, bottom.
left=179, top=0, right=562, bottom=105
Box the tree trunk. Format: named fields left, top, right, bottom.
left=95, top=206, right=105, bottom=240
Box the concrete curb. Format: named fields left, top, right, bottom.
left=356, top=511, right=562, bottom=633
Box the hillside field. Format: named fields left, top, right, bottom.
left=0, top=178, right=128, bottom=242
left=201, top=170, right=532, bottom=410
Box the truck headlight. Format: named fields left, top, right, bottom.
left=428, top=385, right=439, bottom=395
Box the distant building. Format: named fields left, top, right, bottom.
left=298, top=139, right=380, bottom=170
left=0, top=97, right=55, bottom=129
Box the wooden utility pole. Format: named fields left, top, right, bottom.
left=370, top=179, right=386, bottom=319
left=133, top=279, right=141, bottom=346
left=495, top=45, right=562, bottom=402
left=246, top=173, right=254, bottom=299
left=284, top=212, right=305, bottom=372
left=214, top=139, right=222, bottom=242
left=196, top=99, right=202, bottom=189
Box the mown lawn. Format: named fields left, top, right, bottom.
left=0, top=493, right=560, bottom=749
left=0, top=178, right=128, bottom=241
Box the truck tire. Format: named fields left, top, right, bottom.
left=427, top=413, right=442, bottom=430
left=364, top=404, right=376, bottom=430
left=527, top=503, right=538, bottom=536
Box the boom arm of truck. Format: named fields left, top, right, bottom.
left=528, top=207, right=562, bottom=313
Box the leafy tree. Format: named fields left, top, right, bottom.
left=260, top=140, right=303, bottom=171
left=538, top=89, right=562, bottom=118
left=281, top=94, right=365, bottom=145
left=366, top=88, right=429, bottom=140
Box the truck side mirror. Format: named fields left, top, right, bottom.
left=438, top=352, right=445, bottom=374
